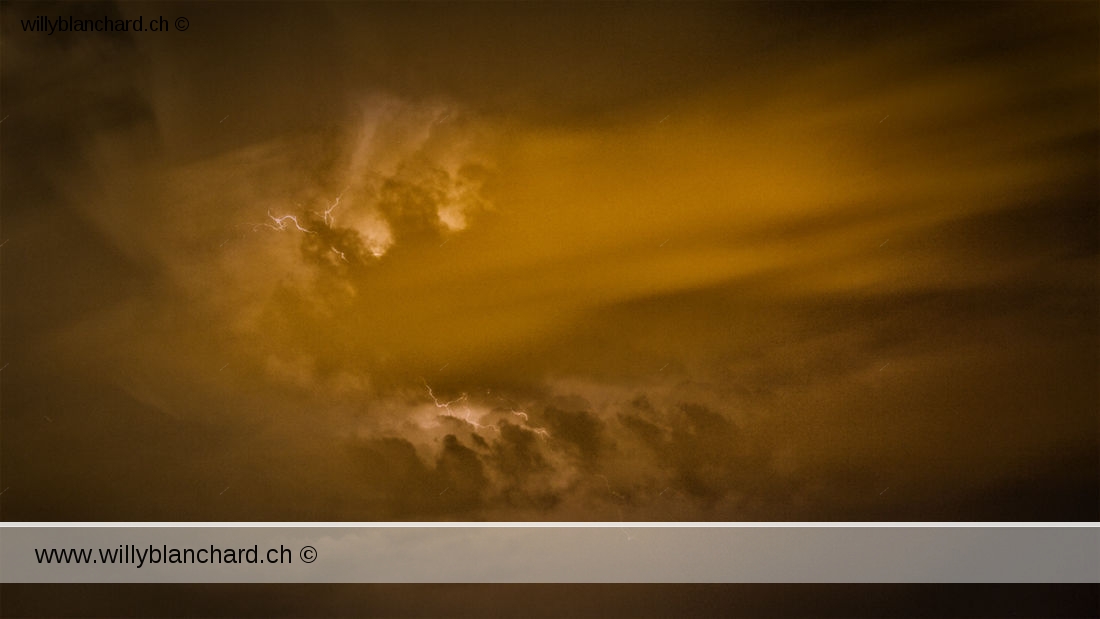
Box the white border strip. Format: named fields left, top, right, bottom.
left=2, top=522, right=1097, bottom=528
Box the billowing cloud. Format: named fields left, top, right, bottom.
left=1, top=1, right=1095, bottom=521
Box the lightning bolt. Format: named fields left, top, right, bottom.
left=423, top=380, right=497, bottom=433
left=317, top=188, right=349, bottom=227
left=424, top=380, right=468, bottom=412
left=254, top=211, right=314, bottom=233
left=498, top=396, right=551, bottom=440
left=253, top=188, right=350, bottom=237
left=461, top=409, right=494, bottom=432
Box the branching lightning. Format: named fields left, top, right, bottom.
left=252, top=189, right=349, bottom=239
left=425, top=380, right=468, bottom=412
left=316, top=188, right=349, bottom=227
left=254, top=210, right=314, bottom=234
left=423, top=380, right=497, bottom=433
left=499, top=398, right=551, bottom=440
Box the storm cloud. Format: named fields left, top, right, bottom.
left=1, top=1, right=1096, bottom=521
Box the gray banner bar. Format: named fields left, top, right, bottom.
left=2, top=526, right=1097, bottom=583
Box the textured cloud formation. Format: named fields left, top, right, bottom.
left=1, top=1, right=1096, bottom=521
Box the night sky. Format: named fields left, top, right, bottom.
left=1, top=1, right=1097, bottom=521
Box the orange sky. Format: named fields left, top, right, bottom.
left=1, top=1, right=1096, bottom=521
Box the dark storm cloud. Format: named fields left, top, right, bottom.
left=490, top=423, right=548, bottom=482
left=623, top=403, right=743, bottom=505
left=1, top=1, right=1095, bottom=521
left=1, top=1, right=157, bottom=338
left=542, top=408, right=605, bottom=471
